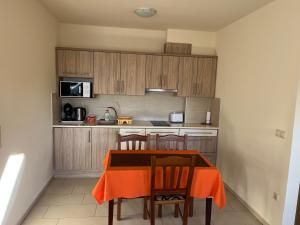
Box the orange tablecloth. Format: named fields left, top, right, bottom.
left=92, top=150, right=226, bottom=208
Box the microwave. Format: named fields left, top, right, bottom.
left=60, top=81, right=92, bottom=98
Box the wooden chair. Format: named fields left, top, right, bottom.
left=156, top=134, right=188, bottom=150
left=155, top=134, right=194, bottom=217
left=145, top=155, right=196, bottom=225
left=117, top=134, right=149, bottom=220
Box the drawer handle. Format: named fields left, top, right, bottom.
left=124, top=131, right=142, bottom=134
left=150, top=132, right=177, bottom=134
left=184, top=132, right=214, bottom=135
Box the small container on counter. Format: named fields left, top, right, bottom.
left=86, top=115, right=97, bottom=125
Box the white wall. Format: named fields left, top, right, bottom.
left=216, top=0, right=300, bottom=224
left=0, top=0, right=58, bottom=224
left=282, top=78, right=300, bottom=224
left=58, top=23, right=166, bottom=52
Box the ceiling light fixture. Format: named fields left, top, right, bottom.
left=134, top=7, right=157, bottom=17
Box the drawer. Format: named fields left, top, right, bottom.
left=146, top=128, right=179, bottom=136
left=119, top=128, right=146, bottom=136
left=179, top=129, right=218, bottom=137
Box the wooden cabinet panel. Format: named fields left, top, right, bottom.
left=120, top=54, right=146, bottom=96
left=186, top=136, right=217, bottom=153
left=54, top=128, right=92, bottom=172
left=94, top=52, right=120, bottom=95
left=162, top=56, right=179, bottom=89
left=57, top=50, right=93, bottom=78
left=197, top=57, right=217, bottom=97
left=178, top=57, right=198, bottom=96
left=73, top=128, right=92, bottom=170
left=91, top=128, right=118, bottom=171
left=145, top=55, right=163, bottom=89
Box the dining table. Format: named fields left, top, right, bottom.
left=92, top=150, right=227, bottom=225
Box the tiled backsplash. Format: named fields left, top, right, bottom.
left=58, top=93, right=220, bottom=124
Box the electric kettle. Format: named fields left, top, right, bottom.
left=74, top=107, right=86, bottom=121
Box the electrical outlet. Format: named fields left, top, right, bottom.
left=273, top=192, right=279, bottom=201
left=275, top=129, right=286, bottom=139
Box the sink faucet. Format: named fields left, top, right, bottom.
left=107, top=107, right=118, bottom=120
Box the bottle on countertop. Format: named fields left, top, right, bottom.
left=104, top=110, right=110, bottom=121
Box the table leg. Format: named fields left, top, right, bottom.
left=109, top=199, right=114, bottom=225
left=205, top=198, right=212, bottom=225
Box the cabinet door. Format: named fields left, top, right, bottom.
left=94, top=52, right=120, bottom=95
left=120, top=54, right=146, bottom=95
left=73, top=128, right=92, bottom=170
left=145, top=55, right=163, bottom=89
left=91, top=128, right=118, bottom=171
left=57, top=50, right=93, bottom=78
left=54, top=128, right=74, bottom=171
left=54, top=128, right=92, bottom=171
left=178, top=57, right=198, bottom=96
left=186, top=136, right=217, bottom=153
left=197, top=57, right=217, bottom=97
left=162, top=56, right=179, bottom=89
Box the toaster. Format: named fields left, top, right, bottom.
left=169, top=112, right=184, bottom=123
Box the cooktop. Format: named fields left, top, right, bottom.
left=150, top=121, right=170, bottom=126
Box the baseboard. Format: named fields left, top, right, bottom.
left=54, top=171, right=101, bottom=178
left=225, top=183, right=270, bottom=225
left=17, top=175, right=53, bottom=225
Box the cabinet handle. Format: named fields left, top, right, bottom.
left=124, top=131, right=141, bottom=134
left=88, top=130, right=91, bottom=143
left=121, top=80, right=125, bottom=93
left=116, top=81, right=120, bottom=93
left=150, top=132, right=177, bottom=134
left=160, top=75, right=163, bottom=87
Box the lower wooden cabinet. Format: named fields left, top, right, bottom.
left=53, top=127, right=118, bottom=175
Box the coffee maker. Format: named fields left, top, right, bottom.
left=62, top=103, right=86, bottom=121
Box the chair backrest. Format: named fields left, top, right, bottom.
left=156, top=134, right=188, bottom=150
left=150, top=155, right=196, bottom=197
left=118, top=134, right=148, bottom=150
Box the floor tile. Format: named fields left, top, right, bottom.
left=213, top=211, right=262, bottom=225
left=82, top=194, right=98, bottom=204
left=45, top=183, right=74, bottom=195
left=26, top=206, right=48, bottom=219
left=44, top=204, right=97, bottom=218
left=22, top=219, right=59, bottom=225
left=72, top=184, right=94, bottom=194
left=57, top=217, right=107, bottom=225
left=38, top=194, right=84, bottom=206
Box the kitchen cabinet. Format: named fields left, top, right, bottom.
left=120, top=53, right=146, bottom=95
left=94, top=52, right=120, bottom=95
left=178, top=57, right=217, bottom=97
left=54, top=128, right=92, bottom=172
left=145, top=55, right=179, bottom=90
left=197, top=57, right=217, bottom=97
left=145, top=55, right=163, bottom=89
left=91, top=128, right=118, bottom=172
left=178, top=57, right=198, bottom=96
left=54, top=127, right=118, bottom=174
left=57, top=49, right=93, bottom=78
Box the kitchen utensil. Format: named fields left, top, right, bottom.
left=74, top=107, right=86, bottom=121
left=86, top=115, right=96, bottom=125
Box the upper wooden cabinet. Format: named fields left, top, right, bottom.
left=145, top=55, right=163, bottom=89
left=178, top=56, right=217, bottom=97
left=94, top=52, right=120, bottom=95
left=178, top=57, right=198, bottom=97
left=57, top=50, right=93, bottom=78
left=162, top=56, right=180, bottom=90
left=120, top=53, right=146, bottom=96
left=145, top=55, right=179, bottom=90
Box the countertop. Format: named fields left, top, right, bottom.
left=53, top=120, right=219, bottom=129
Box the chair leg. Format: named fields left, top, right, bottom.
left=158, top=205, right=162, bottom=217
left=189, top=198, right=194, bottom=217
left=117, top=198, right=122, bottom=220
left=150, top=198, right=155, bottom=225
left=174, top=203, right=179, bottom=217
left=143, top=197, right=148, bottom=220
left=183, top=199, right=190, bottom=225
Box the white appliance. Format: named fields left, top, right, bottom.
left=169, top=112, right=184, bottom=123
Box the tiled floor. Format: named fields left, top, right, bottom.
left=22, top=178, right=262, bottom=225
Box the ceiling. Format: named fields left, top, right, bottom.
left=41, top=0, right=273, bottom=31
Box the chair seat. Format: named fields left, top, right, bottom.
left=155, top=194, right=185, bottom=201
